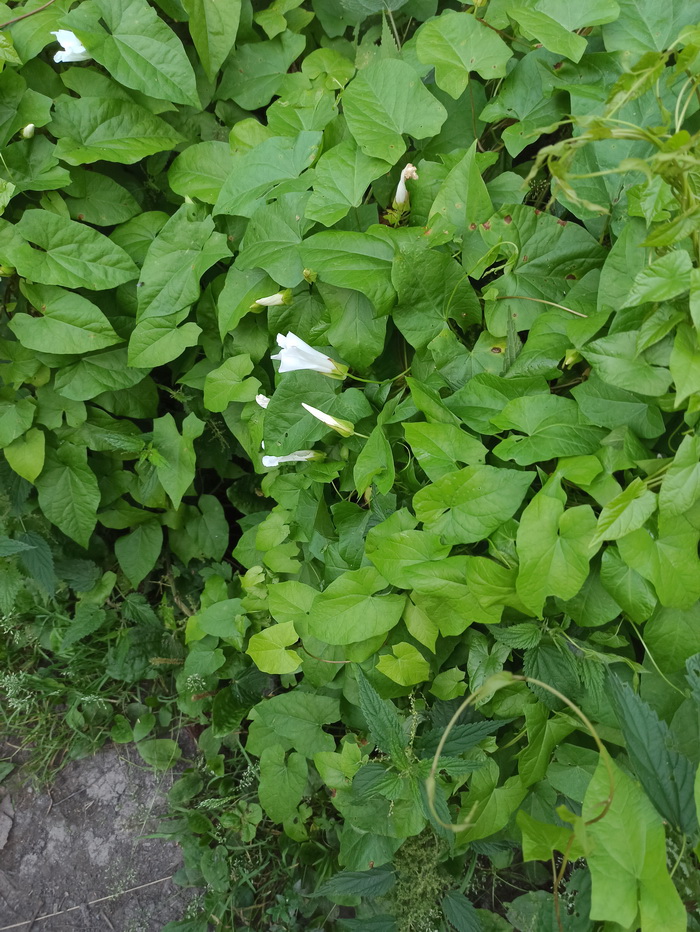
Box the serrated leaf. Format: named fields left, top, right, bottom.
left=356, top=669, right=409, bottom=767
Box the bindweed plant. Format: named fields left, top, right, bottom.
left=1, top=0, right=700, bottom=929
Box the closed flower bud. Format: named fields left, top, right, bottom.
left=301, top=403, right=355, bottom=437
left=393, top=163, right=418, bottom=209
left=21, top=124, right=35, bottom=139
left=262, top=450, right=325, bottom=468
left=255, top=394, right=271, bottom=409
left=251, top=289, right=292, bottom=308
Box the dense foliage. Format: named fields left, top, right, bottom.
left=2, top=0, right=700, bottom=929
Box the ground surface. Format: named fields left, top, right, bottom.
left=0, top=744, right=196, bottom=931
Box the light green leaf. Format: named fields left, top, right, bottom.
left=343, top=58, right=447, bottom=162
left=366, top=530, right=451, bottom=589
left=659, top=435, right=700, bottom=518
left=168, top=141, right=234, bottom=205
left=416, top=10, right=512, bottom=98
left=204, top=355, right=259, bottom=412
left=65, top=0, right=199, bottom=106
left=591, top=477, right=658, bottom=545
left=403, top=422, right=486, bottom=481
left=670, top=323, right=700, bottom=405
left=447, top=373, right=549, bottom=435
left=127, top=318, right=202, bottom=368
left=247, top=622, right=302, bottom=674
left=600, top=546, right=657, bottom=624
left=602, top=0, right=698, bottom=53
left=54, top=348, right=149, bottom=401
left=428, top=143, right=494, bottom=235
left=301, top=230, right=395, bottom=315
left=35, top=444, right=99, bottom=548
left=581, top=757, right=687, bottom=931
left=306, top=567, right=406, bottom=646
left=237, top=193, right=312, bottom=287
left=618, top=513, right=700, bottom=608
left=136, top=738, right=182, bottom=770
left=353, top=425, right=395, bottom=496
left=414, top=465, right=534, bottom=545
left=219, top=31, right=306, bottom=110
left=516, top=477, right=597, bottom=617
left=115, top=522, right=163, bottom=588
left=11, top=283, right=121, bottom=354
left=3, top=427, right=45, bottom=483
left=183, top=0, right=241, bottom=80
left=51, top=96, right=183, bottom=165
left=509, top=6, right=587, bottom=61
left=152, top=412, right=205, bottom=509
left=377, top=642, right=430, bottom=686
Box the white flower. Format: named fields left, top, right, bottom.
left=255, top=394, right=271, bottom=409
left=21, top=124, right=35, bottom=139
left=261, top=450, right=325, bottom=468
left=51, top=30, right=91, bottom=63
left=301, top=403, right=354, bottom=437
left=251, top=289, right=292, bottom=308
left=271, top=332, right=348, bottom=380
left=393, top=163, right=418, bottom=208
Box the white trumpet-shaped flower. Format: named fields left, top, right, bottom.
left=251, top=289, right=292, bottom=308
left=301, top=403, right=354, bottom=437
left=51, top=30, right=91, bottom=63
left=262, top=450, right=325, bottom=468
left=255, top=394, right=271, bottom=409
left=271, top=332, right=348, bottom=380
left=393, top=163, right=418, bottom=208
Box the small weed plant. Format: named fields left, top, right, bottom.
left=1, top=0, right=700, bottom=930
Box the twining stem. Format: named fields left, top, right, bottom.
left=494, top=295, right=588, bottom=318
left=0, top=0, right=57, bottom=30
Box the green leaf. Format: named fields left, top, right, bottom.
left=115, top=522, right=163, bottom=588
left=600, top=546, right=656, bottom=623
left=441, top=891, right=482, bottom=932
left=509, top=6, right=587, bottom=61
left=215, top=131, right=321, bottom=218
left=3, top=428, right=45, bottom=483
left=571, top=374, right=664, bottom=439
left=183, top=0, right=241, bottom=80
left=670, top=322, right=700, bottom=405
left=128, top=318, right=202, bottom=368
left=609, top=676, right=698, bottom=835
left=354, top=426, right=395, bottom=496
left=321, top=284, right=388, bottom=369
left=343, top=58, right=447, bottom=162
left=392, top=243, right=481, bottom=349
left=63, top=168, right=141, bottom=225
left=306, top=140, right=388, bottom=227
left=413, top=465, right=534, bottom=544
left=152, top=412, right=205, bottom=509
left=447, top=373, right=550, bottom=435
left=168, top=141, right=234, bottom=205
left=581, top=757, right=687, bottom=931
left=659, top=435, right=700, bottom=518
left=247, top=622, right=301, bottom=674
left=416, top=10, right=512, bottom=98
left=622, top=250, right=692, bottom=306
left=306, top=567, right=405, bottom=646
left=583, top=330, right=671, bottom=396
left=237, top=193, right=312, bottom=287
left=11, top=283, right=121, bottom=354
left=428, top=143, right=494, bottom=235
left=136, top=738, right=182, bottom=770
left=65, top=0, right=199, bottom=106
left=204, top=355, right=259, bottom=412
left=258, top=746, right=307, bottom=822
left=366, top=529, right=451, bottom=588
left=0, top=397, right=35, bottom=448
left=316, top=866, right=395, bottom=899
left=35, top=444, right=99, bottom=548
left=3, top=210, right=138, bottom=289
left=355, top=669, right=408, bottom=766
left=492, top=395, right=606, bottom=465
left=247, top=691, right=341, bottom=757
left=591, top=477, right=658, bottom=545
left=51, top=96, right=183, bottom=165
left=301, top=230, right=395, bottom=315
left=602, top=0, right=699, bottom=53
left=60, top=602, right=106, bottom=650
left=377, top=642, right=430, bottom=686
left=218, top=31, right=306, bottom=110
left=516, top=477, right=597, bottom=617
left=53, top=348, right=148, bottom=401
left=618, top=513, right=700, bottom=608
left=403, top=422, right=487, bottom=481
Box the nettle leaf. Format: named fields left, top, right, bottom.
left=609, top=677, right=698, bottom=835
left=12, top=283, right=121, bottom=354
left=491, top=395, right=606, bottom=465
left=356, top=669, right=409, bottom=766
left=51, top=96, right=183, bottom=165
left=416, top=10, right=512, bottom=99
left=307, top=567, right=405, bottom=646
left=414, top=465, right=534, bottom=545
left=343, top=58, right=448, bottom=163
left=35, top=444, right=99, bottom=548
left=516, top=477, right=597, bottom=618
left=64, top=0, right=200, bottom=106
